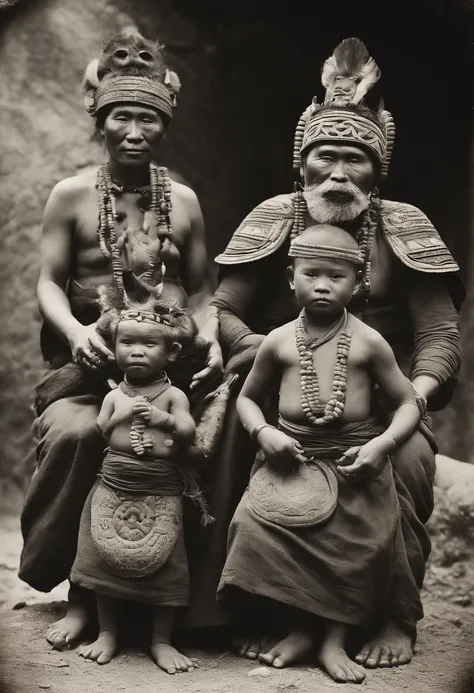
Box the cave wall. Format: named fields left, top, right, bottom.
left=0, top=0, right=472, bottom=491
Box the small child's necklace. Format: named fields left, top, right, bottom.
left=295, top=308, right=352, bottom=426
left=119, top=373, right=171, bottom=456
left=120, top=373, right=171, bottom=402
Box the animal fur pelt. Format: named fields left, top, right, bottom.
left=82, top=28, right=181, bottom=115
left=321, top=37, right=380, bottom=106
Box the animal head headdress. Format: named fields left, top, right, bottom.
left=293, top=38, right=395, bottom=179
left=95, top=274, right=197, bottom=352
left=83, top=27, right=181, bottom=123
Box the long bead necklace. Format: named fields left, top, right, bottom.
left=119, top=372, right=171, bottom=456
left=295, top=309, right=352, bottom=425
left=96, top=163, right=173, bottom=293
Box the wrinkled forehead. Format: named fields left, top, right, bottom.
left=305, top=142, right=373, bottom=161
left=107, top=103, right=163, bottom=119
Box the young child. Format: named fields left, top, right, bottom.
left=70, top=294, right=210, bottom=674
left=218, top=225, right=422, bottom=684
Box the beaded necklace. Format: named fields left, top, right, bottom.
left=96, top=163, right=172, bottom=293
left=119, top=372, right=171, bottom=456
left=295, top=308, right=352, bottom=426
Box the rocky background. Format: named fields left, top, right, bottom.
left=0, top=0, right=473, bottom=495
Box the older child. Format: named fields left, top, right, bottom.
left=218, top=225, right=422, bottom=684
left=71, top=293, right=209, bottom=674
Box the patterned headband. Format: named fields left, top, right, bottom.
left=289, top=240, right=363, bottom=266
left=118, top=308, right=185, bottom=327
left=94, top=76, right=174, bottom=120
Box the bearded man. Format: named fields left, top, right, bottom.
left=188, top=38, right=463, bottom=669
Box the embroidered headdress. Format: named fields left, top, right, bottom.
left=293, top=38, right=395, bottom=179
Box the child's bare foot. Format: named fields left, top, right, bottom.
left=355, top=622, right=413, bottom=668
left=151, top=642, right=198, bottom=674
left=233, top=636, right=278, bottom=660
left=46, top=604, right=89, bottom=650
left=259, top=630, right=314, bottom=668
left=319, top=641, right=366, bottom=684
left=77, top=631, right=118, bottom=665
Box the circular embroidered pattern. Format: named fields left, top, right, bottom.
left=91, top=482, right=182, bottom=578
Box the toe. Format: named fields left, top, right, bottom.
left=273, top=656, right=287, bottom=669
left=365, top=645, right=382, bottom=669
left=378, top=645, right=393, bottom=667
left=97, top=652, right=112, bottom=665
left=333, top=666, right=350, bottom=683
left=397, top=652, right=412, bottom=665
left=355, top=646, right=370, bottom=665
left=259, top=649, right=277, bottom=666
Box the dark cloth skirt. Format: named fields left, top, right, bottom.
left=71, top=479, right=189, bottom=607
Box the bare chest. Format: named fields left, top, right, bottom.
left=73, top=187, right=190, bottom=277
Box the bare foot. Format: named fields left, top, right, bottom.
left=77, top=631, right=117, bottom=665
left=151, top=642, right=198, bottom=675
left=233, top=636, right=278, bottom=660
left=319, top=641, right=366, bottom=684
left=46, top=604, right=89, bottom=650
left=259, top=631, right=314, bottom=668
left=355, top=622, right=413, bottom=668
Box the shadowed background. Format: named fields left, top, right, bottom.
left=0, top=0, right=472, bottom=497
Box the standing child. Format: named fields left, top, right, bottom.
left=218, top=225, right=422, bottom=684
left=70, top=292, right=210, bottom=674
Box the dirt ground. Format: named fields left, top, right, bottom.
left=1, top=511, right=474, bottom=693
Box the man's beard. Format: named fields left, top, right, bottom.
left=303, top=180, right=371, bottom=224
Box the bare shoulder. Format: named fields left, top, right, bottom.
left=348, top=314, right=391, bottom=354
left=48, top=167, right=98, bottom=205
left=103, top=387, right=120, bottom=404
left=170, top=180, right=200, bottom=211
left=262, top=322, right=295, bottom=351
left=167, top=384, right=190, bottom=406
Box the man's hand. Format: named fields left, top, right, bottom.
left=337, top=434, right=396, bottom=482
left=257, top=427, right=307, bottom=473
left=115, top=222, right=162, bottom=277
left=190, top=340, right=224, bottom=391
left=69, top=324, right=114, bottom=370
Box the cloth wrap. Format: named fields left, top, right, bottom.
left=70, top=448, right=209, bottom=605
left=218, top=417, right=423, bottom=629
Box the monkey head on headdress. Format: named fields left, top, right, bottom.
left=82, top=27, right=181, bottom=127
left=293, top=38, right=395, bottom=183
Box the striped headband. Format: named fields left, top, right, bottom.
left=288, top=240, right=363, bottom=266
left=95, top=76, right=173, bottom=120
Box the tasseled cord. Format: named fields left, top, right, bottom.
left=180, top=465, right=214, bottom=526
left=292, top=106, right=311, bottom=241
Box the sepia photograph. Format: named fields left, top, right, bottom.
left=0, top=0, right=473, bottom=691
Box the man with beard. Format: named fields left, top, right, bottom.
left=187, top=38, right=463, bottom=670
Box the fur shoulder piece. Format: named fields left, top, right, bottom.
left=380, top=200, right=460, bottom=274
left=214, top=194, right=295, bottom=266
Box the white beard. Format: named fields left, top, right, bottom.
left=303, top=182, right=370, bottom=224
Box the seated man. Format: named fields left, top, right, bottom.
left=19, top=29, right=222, bottom=649
left=219, top=225, right=422, bottom=682
left=188, top=37, right=463, bottom=668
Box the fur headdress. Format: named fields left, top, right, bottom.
left=293, top=38, right=395, bottom=179
left=95, top=275, right=196, bottom=352
left=83, top=27, right=181, bottom=121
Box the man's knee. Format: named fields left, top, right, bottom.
left=36, top=397, right=100, bottom=446
left=391, top=429, right=436, bottom=485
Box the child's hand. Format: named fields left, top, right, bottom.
left=337, top=434, right=395, bottom=482
left=143, top=435, right=154, bottom=451
left=133, top=397, right=151, bottom=422
left=257, top=427, right=307, bottom=473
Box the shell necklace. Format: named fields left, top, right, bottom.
left=295, top=309, right=352, bottom=426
